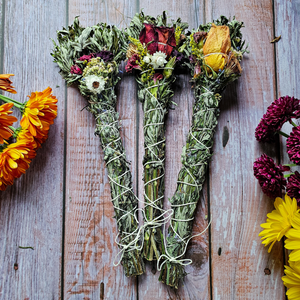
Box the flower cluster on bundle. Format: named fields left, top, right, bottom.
left=255, top=96, right=300, bottom=143
left=188, top=22, right=244, bottom=80
left=253, top=154, right=288, bottom=198
left=78, top=57, right=117, bottom=95
left=0, top=79, right=58, bottom=191
left=70, top=51, right=114, bottom=77
left=125, top=22, right=183, bottom=83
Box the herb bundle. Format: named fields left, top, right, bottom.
left=159, top=16, right=247, bottom=288
left=51, top=18, right=145, bottom=276
left=0, top=75, right=58, bottom=191
left=124, top=12, right=188, bottom=261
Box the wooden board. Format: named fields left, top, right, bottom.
left=0, top=0, right=66, bottom=299
left=206, top=0, right=285, bottom=299
left=64, top=1, right=138, bottom=299
left=0, top=0, right=297, bottom=299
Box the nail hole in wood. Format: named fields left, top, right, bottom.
left=264, top=267, right=271, bottom=275
left=14, top=263, right=18, bottom=270
left=222, top=126, right=229, bottom=147
left=218, top=247, right=222, bottom=256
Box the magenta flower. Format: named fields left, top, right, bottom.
left=253, top=154, right=289, bottom=198
left=125, top=54, right=141, bottom=73
left=70, top=65, right=82, bottom=75
left=255, top=96, right=300, bottom=142
left=287, top=171, right=300, bottom=203
left=287, top=125, right=300, bottom=165
left=79, top=54, right=92, bottom=61
left=153, top=73, right=163, bottom=83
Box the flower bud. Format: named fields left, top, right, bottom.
left=203, top=24, right=231, bottom=72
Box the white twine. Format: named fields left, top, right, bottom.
left=157, top=86, right=215, bottom=269
left=157, top=217, right=211, bottom=271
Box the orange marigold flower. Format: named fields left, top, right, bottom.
left=0, top=74, right=17, bottom=94
left=20, top=87, right=58, bottom=136
left=0, top=141, right=32, bottom=183
left=0, top=177, right=10, bottom=191
left=0, top=103, right=18, bottom=144
left=17, top=128, right=37, bottom=160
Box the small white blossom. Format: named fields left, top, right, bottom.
left=143, top=55, right=152, bottom=64
left=85, top=75, right=106, bottom=94
left=150, top=51, right=167, bottom=69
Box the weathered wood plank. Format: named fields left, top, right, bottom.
left=275, top=0, right=300, bottom=279
left=0, top=0, right=66, bottom=299
left=206, top=0, right=285, bottom=299
left=274, top=0, right=300, bottom=158
left=137, top=1, right=210, bottom=299
left=64, top=1, right=138, bottom=299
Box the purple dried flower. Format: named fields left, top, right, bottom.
left=70, top=65, right=82, bottom=75
left=172, top=49, right=184, bottom=62
left=96, top=50, right=114, bottom=62
left=255, top=96, right=300, bottom=143
left=255, top=118, right=278, bottom=142
left=253, top=154, right=289, bottom=198
left=287, top=125, right=300, bottom=165
left=287, top=171, right=300, bottom=203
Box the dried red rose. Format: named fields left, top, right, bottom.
left=139, top=23, right=176, bottom=57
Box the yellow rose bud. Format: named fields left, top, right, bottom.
left=203, top=23, right=231, bottom=72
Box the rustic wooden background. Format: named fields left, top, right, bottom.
left=0, top=0, right=299, bottom=299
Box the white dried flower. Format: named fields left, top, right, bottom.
left=150, top=51, right=167, bottom=69
left=85, top=75, right=106, bottom=94
left=143, top=55, right=152, bottom=64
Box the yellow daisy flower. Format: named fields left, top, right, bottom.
left=282, top=261, right=300, bottom=300
left=285, top=212, right=300, bottom=261
left=259, top=194, right=299, bottom=252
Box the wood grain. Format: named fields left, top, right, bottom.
left=136, top=1, right=210, bottom=299
left=206, top=0, right=285, bottom=299
left=0, top=0, right=293, bottom=299
left=274, top=0, right=300, bottom=160
left=0, top=0, right=66, bottom=299
left=64, top=1, right=138, bottom=299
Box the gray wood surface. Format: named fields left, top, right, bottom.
left=0, top=0, right=298, bottom=299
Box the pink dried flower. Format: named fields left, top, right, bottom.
left=255, top=96, right=300, bottom=143
left=287, top=125, right=300, bottom=165
left=253, top=154, right=289, bottom=198
left=79, top=55, right=92, bottom=61
left=70, top=65, right=82, bottom=75
left=153, top=73, right=163, bottom=83
left=125, top=54, right=141, bottom=73
left=287, top=171, right=300, bottom=203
